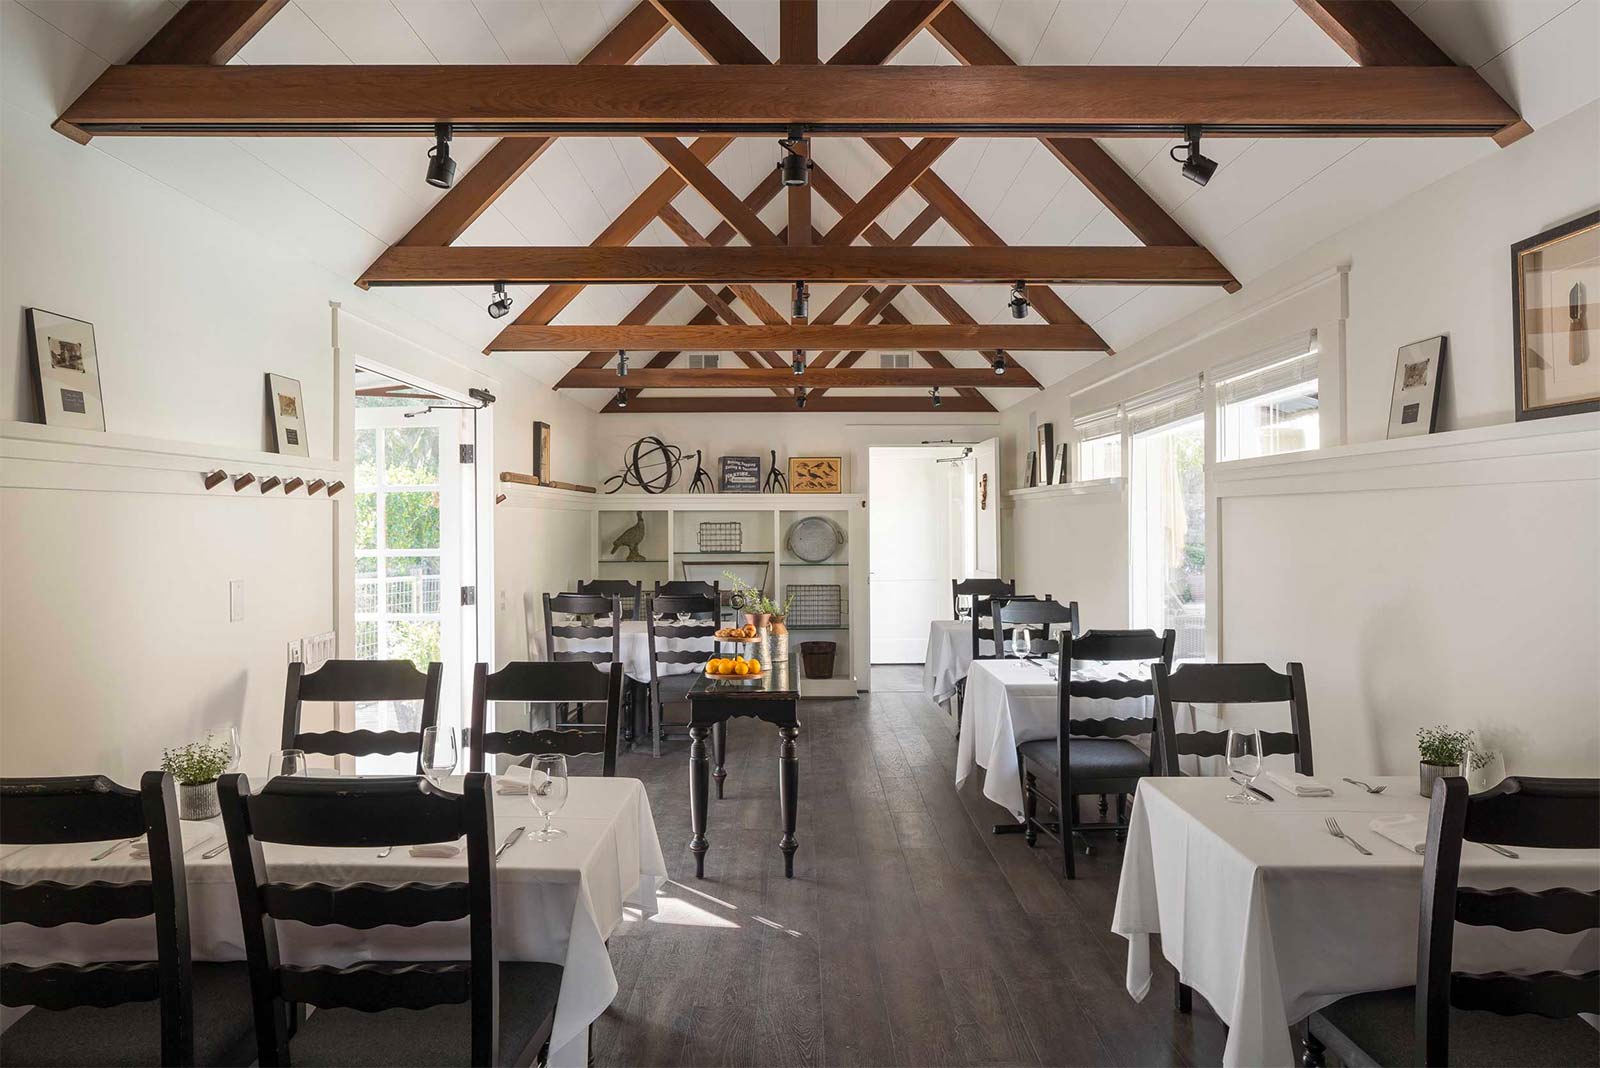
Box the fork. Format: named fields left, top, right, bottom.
left=90, top=836, right=142, bottom=862
left=377, top=846, right=394, bottom=858
left=1342, top=777, right=1387, bottom=795
left=200, top=840, right=230, bottom=860
left=1325, top=817, right=1371, bottom=856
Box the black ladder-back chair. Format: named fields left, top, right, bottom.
left=468, top=661, right=623, bottom=776
left=654, top=580, right=722, bottom=616
left=1152, top=659, right=1313, bottom=1015
left=644, top=593, right=721, bottom=758
left=215, top=772, right=561, bottom=1067
left=995, top=597, right=1081, bottom=659
left=951, top=577, right=1014, bottom=621
left=1305, top=775, right=1600, bottom=1067
left=575, top=579, right=641, bottom=621
left=0, top=772, right=255, bottom=1067
left=543, top=593, right=621, bottom=675
left=282, top=658, right=443, bottom=775
left=972, top=594, right=1066, bottom=663
left=1020, top=629, right=1176, bottom=879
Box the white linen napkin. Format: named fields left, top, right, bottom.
left=131, top=822, right=216, bottom=859
left=495, top=764, right=552, bottom=795
left=1264, top=770, right=1334, bottom=797
left=408, top=843, right=462, bottom=858
left=1369, top=814, right=1427, bottom=855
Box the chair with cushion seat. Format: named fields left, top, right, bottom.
left=1019, top=629, right=1175, bottom=878
left=216, top=771, right=560, bottom=1067
left=643, top=593, right=720, bottom=758
left=283, top=658, right=443, bottom=775
left=468, top=661, right=623, bottom=776
left=0, top=772, right=255, bottom=1067
left=575, top=579, right=642, bottom=621
left=1304, top=775, right=1599, bottom=1068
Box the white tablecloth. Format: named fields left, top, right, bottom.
left=0, top=776, right=668, bottom=1067
left=922, top=619, right=993, bottom=708
left=954, top=657, right=1165, bottom=819
left=1112, top=775, right=1600, bottom=1067
left=556, top=619, right=714, bottom=682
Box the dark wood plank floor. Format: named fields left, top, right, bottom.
left=595, top=666, right=1228, bottom=1067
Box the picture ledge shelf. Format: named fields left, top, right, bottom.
left=1007, top=477, right=1124, bottom=501
left=0, top=420, right=342, bottom=475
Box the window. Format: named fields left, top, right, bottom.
left=1074, top=408, right=1122, bottom=481
left=1128, top=387, right=1206, bottom=661
left=1216, top=335, right=1320, bottom=461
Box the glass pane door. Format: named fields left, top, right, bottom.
left=1129, top=415, right=1206, bottom=661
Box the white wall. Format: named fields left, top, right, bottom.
left=867, top=447, right=965, bottom=663
left=1001, top=104, right=1600, bottom=779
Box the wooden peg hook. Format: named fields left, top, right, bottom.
left=306, top=479, right=326, bottom=494
left=203, top=470, right=228, bottom=490
left=283, top=477, right=305, bottom=494
left=258, top=476, right=282, bottom=493
left=325, top=480, right=345, bottom=497
left=232, top=473, right=256, bottom=491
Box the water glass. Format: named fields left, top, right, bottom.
left=421, top=726, right=458, bottom=788
left=528, top=753, right=569, bottom=841
left=265, top=749, right=307, bottom=780
left=1012, top=626, right=1034, bottom=659
left=1225, top=729, right=1263, bottom=805
left=209, top=726, right=242, bottom=772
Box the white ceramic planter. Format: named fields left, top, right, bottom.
left=1418, top=761, right=1459, bottom=798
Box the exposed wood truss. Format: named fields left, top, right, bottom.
left=563, top=367, right=1031, bottom=389
left=486, top=323, right=1103, bottom=353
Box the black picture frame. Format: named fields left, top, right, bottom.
left=25, top=308, right=105, bottom=431
left=1036, top=423, right=1055, bottom=484
left=1024, top=450, right=1038, bottom=488
left=1511, top=210, right=1600, bottom=422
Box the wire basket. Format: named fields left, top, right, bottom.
left=697, top=521, right=742, bottom=553
left=786, top=584, right=843, bottom=628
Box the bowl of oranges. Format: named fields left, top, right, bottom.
left=705, top=654, right=762, bottom=679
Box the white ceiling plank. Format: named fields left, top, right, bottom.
left=474, top=0, right=571, bottom=61
left=1408, top=0, right=1576, bottom=69
left=16, top=0, right=175, bottom=64
left=1027, top=0, right=1124, bottom=64
left=984, top=0, right=1061, bottom=66
left=1171, top=138, right=1368, bottom=246
left=392, top=1, right=509, bottom=63
left=1476, top=0, right=1600, bottom=130
left=987, top=142, right=1072, bottom=244
left=1245, top=4, right=1352, bottom=65
left=1089, top=0, right=1204, bottom=63
left=235, top=137, right=428, bottom=243
left=1163, top=0, right=1294, bottom=66
left=817, top=0, right=875, bottom=62
left=3, top=0, right=115, bottom=121
left=297, top=1, right=437, bottom=62
left=541, top=0, right=637, bottom=60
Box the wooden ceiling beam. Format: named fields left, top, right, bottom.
left=825, top=137, right=952, bottom=246
left=364, top=245, right=1234, bottom=288
left=650, top=0, right=769, bottom=64
left=489, top=322, right=1103, bottom=351
left=130, top=0, right=287, bottom=65
left=828, top=1, right=951, bottom=65
left=56, top=65, right=1523, bottom=136
left=606, top=394, right=994, bottom=413
left=648, top=137, right=780, bottom=247
left=564, top=367, right=1034, bottom=388
left=779, top=0, right=819, bottom=65
left=657, top=207, right=786, bottom=325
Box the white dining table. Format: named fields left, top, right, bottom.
left=1112, top=774, right=1600, bottom=1068
left=557, top=619, right=714, bottom=682
left=0, top=775, right=668, bottom=1068
left=954, top=656, right=1169, bottom=820
left=922, top=618, right=991, bottom=711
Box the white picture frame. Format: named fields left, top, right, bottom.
left=26, top=309, right=105, bottom=431
left=1387, top=336, right=1446, bottom=439
left=267, top=373, right=309, bottom=456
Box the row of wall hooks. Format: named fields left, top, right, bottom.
left=202, top=470, right=345, bottom=496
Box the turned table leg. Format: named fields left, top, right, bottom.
left=712, top=720, right=727, bottom=799
left=689, top=724, right=711, bottom=878
left=778, top=725, right=799, bottom=878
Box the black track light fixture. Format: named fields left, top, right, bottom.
left=616, top=350, right=628, bottom=377
left=426, top=123, right=456, bottom=189
left=795, top=386, right=808, bottom=409
left=778, top=125, right=811, bottom=187
left=793, top=350, right=805, bottom=375
left=487, top=281, right=513, bottom=319
left=1009, top=281, right=1030, bottom=320
left=1172, top=125, right=1217, bottom=187
left=614, top=387, right=628, bottom=409
left=792, top=281, right=809, bottom=320
left=993, top=350, right=1007, bottom=375
left=930, top=386, right=942, bottom=409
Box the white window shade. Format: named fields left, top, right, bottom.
left=1072, top=408, right=1120, bottom=442
left=1215, top=333, right=1318, bottom=406
left=1128, top=387, right=1204, bottom=436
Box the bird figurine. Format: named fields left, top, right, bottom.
left=611, top=511, right=648, bottom=562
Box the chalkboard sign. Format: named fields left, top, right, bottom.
left=719, top=455, right=761, bottom=493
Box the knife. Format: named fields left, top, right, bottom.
left=1483, top=842, right=1519, bottom=859
left=495, top=826, right=526, bottom=859
left=1231, top=776, right=1275, bottom=802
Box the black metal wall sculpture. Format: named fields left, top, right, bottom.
left=604, top=436, right=683, bottom=494
left=688, top=450, right=714, bottom=493
left=763, top=449, right=789, bottom=493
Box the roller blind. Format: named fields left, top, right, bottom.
left=1072, top=408, right=1120, bottom=441
left=1215, top=332, right=1318, bottom=407
left=1127, top=385, right=1204, bottom=436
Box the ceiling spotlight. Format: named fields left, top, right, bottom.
left=426, top=123, right=456, bottom=189
left=616, top=350, right=628, bottom=378
left=793, top=350, right=805, bottom=375
left=795, top=386, right=808, bottom=409
left=1009, top=282, right=1030, bottom=320
left=487, top=281, right=513, bottom=319
left=993, top=350, right=1007, bottom=376
left=614, top=387, right=628, bottom=409
left=792, top=282, right=809, bottom=320
left=930, top=386, right=942, bottom=409
left=778, top=126, right=810, bottom=187
left=1172, top=125, right=1217, bottom=187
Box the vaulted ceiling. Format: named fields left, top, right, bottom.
left=23, top=0, right=1599, bottom=412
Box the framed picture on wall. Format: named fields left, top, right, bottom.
left=1024, top=450, right=1038, bottom=487
left=1512, top=210, right=1600, bottom=421
left=266, top=373, right=309, bottom=456
left=1053, top=443, right=1071, bottom=485
left=787, top=455, right=843, bottom=493
left=1035, top=423, right=1055, bottom=484
left=1386, top=336, right=1446, bottom=439
left=25, top=309, right=105, bottom=431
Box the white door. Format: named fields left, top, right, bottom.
left=970, top=436, right=1001, bottom=579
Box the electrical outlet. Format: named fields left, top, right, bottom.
left=287, top=640, right=304, bottom=664
left=228, top=580, right=244, bottom=622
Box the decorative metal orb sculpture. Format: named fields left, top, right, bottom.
left=604, top=436, right=684, bottom=494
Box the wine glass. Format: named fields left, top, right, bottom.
left=213, top=726, right=242, bottom=772
left=420, top=726, right=458, bottom=788
left=1012, top=625, right=1034, bottom=659
left=1225, top=729, right=1263, bottom=805
left=527, top=753, right=569, bottom=841
left=265, top=749, right=307, bottom=780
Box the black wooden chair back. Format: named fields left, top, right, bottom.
left=575, top=579, right=641, bottom=620
left=971, top=593, right=1053, bottom=661
left=1417, top=775, right=1599, bottom=1065
left=951, top=577, right=1014, bottom=619
left=642, top=593, right=720, bottom=757
left=543, top=593, right=622, bottom=670
left=0, top=772, right=193, bottom=1064
left=997, top=597, right=1081, bottom=657
left=282, top=658, right=442, bottom=774
left=1150, top=661, right=1313, bottom=776
left=654, top=580, right=721, bottom=619
left=468, top=661, right=623, bottom=775
left=216, top=772, right=502, bottom=1065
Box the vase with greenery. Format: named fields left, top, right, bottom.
left=1415, top=725, right=1475, bottom=797
left=723, top=572, right=796, bottom=660
left=161, top=740, right=232, bottom=820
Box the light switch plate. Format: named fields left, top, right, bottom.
left=228, top=580, right=244, bottom=622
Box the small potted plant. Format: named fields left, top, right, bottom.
left=1415, top=725, right=1474, bottom=797
left=161, top=739, right=232, bottom=820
